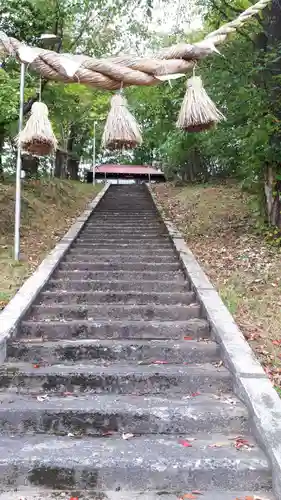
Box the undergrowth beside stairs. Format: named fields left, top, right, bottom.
left=152, top=181, right=281, bottom=392
left=0, top=178, right=101, bottom=309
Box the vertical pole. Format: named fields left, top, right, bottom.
left=92, top=121, right=96, bottom=186
left=14, top=62, right=25, bottom=261
left=148, top=173, right=151, bottom=185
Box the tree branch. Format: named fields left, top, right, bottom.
left=209, top=0, right=255, bottom=45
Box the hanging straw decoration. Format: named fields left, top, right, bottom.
left=176, top=74, right=225, bottom=133
left=18, top=101, right=57, bottom=156
left=102, top=91, right=142, bottom=150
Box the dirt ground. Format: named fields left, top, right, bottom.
left=0, top=178, right=100, bottom=310
left=152, top=182, right=281, bottom=394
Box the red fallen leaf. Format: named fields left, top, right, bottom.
left=179, top=439, right=193, bottom=448
left=63, top=392, right=74, bottom=397
left=272, top=340, right=281, bottom=346
left=191, top=392, right=200, bottom=397
left=33, top=364, right=40, bottom=369
left=184, top=336, right=193, bottom=340
left=69, top=497, right=79, bottom=500
left=234, top=437, right=253, bottom=449
left=180, top=494, right=197, bottom=499
left=152, top=360, right=169, bottom=364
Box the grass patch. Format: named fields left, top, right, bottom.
left=153, top=181, right=281, bottom=390
left=0, top=178, right=101, bottom=309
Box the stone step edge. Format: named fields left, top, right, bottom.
left=0, top=434, right=270, bottom=491
left=0, top=392, right=247, bottom=415
left=7, top=338, right=218, bottom=363
left=39, top=290, right=192, bottom=298
left=0, top=490, right=274, bottom=500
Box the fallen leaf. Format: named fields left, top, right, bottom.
left=33, top=364, right=40, bottom=369
left=178, top=439, right=193, bottom=448
left=214, top=361, right=223, bottom=368
left=36, top=394, right=49, bottom=402
left=272, top=340, right=281, bottom=346
left=69, top=497, right=79, bottom=500
left=245, top=332, right=261, bottom=341
left=184, top=336, right=193, bottom=340
left=234, top=437, right=254, bottom=450
left=122, top=432, right=134, bottom=440
left=192, top=491, right=203, bottom=496
left=180, top=494, right=197, bottom=499
left=191, top=392, right=200, bottom=397
left=152, top=360, right=169, bottom=364
left=225, top=398, right=237, bottom=405
left=102, top=430, right=115, bottom=436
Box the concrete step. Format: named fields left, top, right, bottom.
left=90, top=214, right=161, bottom=218
left=85, top=223, right=165, bottom=229
left=89, top=218, right=162, bottom=223
left=73, top=241, right=173, bottom=248
left=81, top=232, right=169, bottom=239
left=0, top=393, right=249, bottom=436
left=80, top=233, right=169, bottom=240
left=28, top=303, right=201, bottom=321
left=0, top=362, right=231, bottom=395
left=37, top=291, right=195, bottom=306
left=68, top=248, right=176, bottom=256
left=58, top=262, right=181, bottom=272
left=82, top=227, right=168, bottom=233
left=66, top=253, right=178, bottom=263
left=8, top=338, right=219, bottom=364
left=54, top=270, right=185, bottom=281
left=45, top=279, right=190, bottom=293
left=20, top=318, right=210, bottom=340
left=0, top=434, right=271, bottom=490
left=0, top=490, right=275, bottom=500
left=78, top=234, right=171, bottom=241
left=96, top=205, right=156, bottom=209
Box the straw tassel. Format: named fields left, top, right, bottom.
left=18, top=102, right=57, bottom=156
left=176, top=75, right=225, bottom=132
left=102, top=92, right=142, bottom=150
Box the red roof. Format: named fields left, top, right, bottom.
left=95, top=164, right=164, bottom=175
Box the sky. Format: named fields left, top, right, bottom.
left=117, top=0, right=204, bottom=56
left=149, top=0, right=203, bottom=34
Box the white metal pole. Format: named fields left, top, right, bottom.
left=14, top=62, right=25, bottom=261
left=92, top=121, right=96, bottom=186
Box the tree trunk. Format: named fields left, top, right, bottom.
left=21, top=154, right=39, bottom=178
left=260, top=5, right=281, bottom=228
left=67, top=157, right=79, bottom=180
left=54, top=149, right=67, bottom=178
left=66, top=126, right=80, bottom=180
left=0, top=127, right=6, bottom=181
left=264, top=165, right=281, bottom=228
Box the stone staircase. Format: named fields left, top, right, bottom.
left=0, top=184, right=275, bottom=499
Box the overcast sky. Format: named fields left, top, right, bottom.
left=149, top=0, right=203, bottom=34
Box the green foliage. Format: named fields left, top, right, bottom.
left=0, top=70, right=19, bottom=124
left=1, top=0, right=281, bottom=234
left=0, top=0, right=158, bottom=171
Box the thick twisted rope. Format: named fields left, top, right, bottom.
left=0, top=0, right=271, bottom=90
